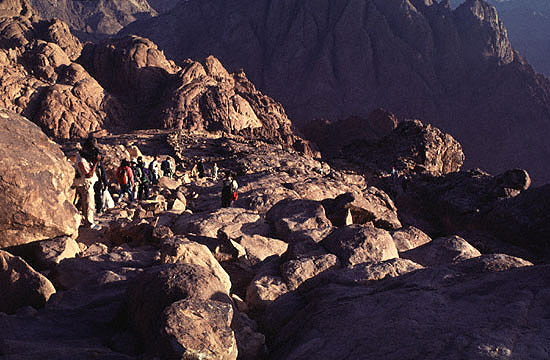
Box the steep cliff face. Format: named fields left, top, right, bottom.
left=119, top=0, right=550, bottom=184
left=452, top=0, right=550, bottom=76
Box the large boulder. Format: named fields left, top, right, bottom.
left=0, top=111, right=80, bottom=248
left=321, top=224, right=399, bottom=266
left=280, top=254, right=341, bottom=290
left=159, top=236, right=231, bottom=294
left=266, top=199, right=332, bottom=241
left=160, top=299, right=237, bottom=360
left=390, top=226, right=432, bottom=252
left=0, top=249, right=56, bottom=314
left=400, top=235, right=482, bottom=267
left=126, top=263, right=230, bottom=348
left=322, top=189, right=401, bottom=230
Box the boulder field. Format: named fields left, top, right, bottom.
left=1, top=112, right=549, bottom=359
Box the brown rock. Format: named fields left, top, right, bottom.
left=173, top=207, right=267, bottom=239
left=400, top=235, right=481, bottom=267
left=245, top=274, right=289, bottom=312
left=160, top=299, right=237, bottom=360
left=35, top=235, right=80, bottom=269
left=321, top=224, right=399, bottom=266
left=323, top=189, right=401, bottom=230
left=120, top=0, right=550, bottom=184
left=159, top=236, right=231, bottom=294
left=126, top=263, right=231, bottom=348
left=391, top=226, right=432, bottom=252
left=0, top=111, right=80, bottom=248
left=266, top=199, right=332, bottom=241
left=0, top=249, right=55, bottom=314
left=268, top=258, right=548, bottom=360
left=238, top=234, right=288, bottom=266
left=280, top=254, right=340, bottom=290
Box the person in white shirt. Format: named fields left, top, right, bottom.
left=75, top=151, right=101, bottom=230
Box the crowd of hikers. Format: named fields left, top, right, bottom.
left=69, top=136, right=239, bottom=230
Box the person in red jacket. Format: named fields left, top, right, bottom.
left=116, top=159, right=135, bottom=203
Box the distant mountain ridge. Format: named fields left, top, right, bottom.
left=118, top=0, right=550, bottom=184
left=452, top=0, right=550, bottom=76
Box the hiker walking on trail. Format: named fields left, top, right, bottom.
left=221, top=172, right=238, bottom=208
left=161, top=157, right=174, bottom=179
left=137, top=156, right=151, bottom=200
left=75, top=150, right=101, bottom=230
left=116, top=159, right=134, bottom=203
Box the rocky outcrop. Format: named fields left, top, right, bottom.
left=78, top=36, right=312, bottom=151
left=0, top=249, right=55, bottom=314
left=0, top=111, right=80, bottom=248
left=0, top=18, right=310, bottom=150
left=0, top=17, right=125, bottom=139
left=120, top=0, right=550, bottom=184
left=343, top=119, right=465, bottom=177
left=269, top=256, right=541, bottom=360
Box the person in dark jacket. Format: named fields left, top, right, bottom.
left=221, top=172, right=238, bottom=208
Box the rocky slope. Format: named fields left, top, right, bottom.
left=1, top=111, right=549, bottom=358
left=119, top=0, right=550, bottom=185
left=0, top=16, right=310, bottom=152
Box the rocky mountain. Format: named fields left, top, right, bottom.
left=452, top=0, right=550, bottom=76
left=0, top=16, right=310, bottom=152
left=1, top=110, right=549, bottom=358
left=119, top=0, right=550, bottom=185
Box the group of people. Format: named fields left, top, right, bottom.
left=71, top=136, right=175, bottom=230
left=71, top=136, right=242, bottom=229
left=115, top=155, right=174, bottom=202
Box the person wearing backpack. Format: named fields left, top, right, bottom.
left=221, top=172, right=238, bottom=207
left=137, top=156, right=151, bottom=200
left=116, top=159, right=134, bottom=203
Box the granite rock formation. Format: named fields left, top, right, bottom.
left=0, top=127, right=548, bottom=358
left=120, top=0, right=550, bottom=184
left=0, top=110, right=80, bottom=248
left=0, top=17, right=311, bottom=152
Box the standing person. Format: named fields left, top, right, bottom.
left=130, top=159, right=141, bottom=200
left=212, top=162, right=219, bottom=181
left=116, top=159, right=134, bottom=203
left=80, top=136, right=107, bottom=214
left=149, top=156, right=160, bottom=185
left=76, top=150, right=101, bottom=229
left=221, top=172, right=239, bottom=208
left=137, top=156, right=151, bottom=200
left=161, top=156, right=174, bottom=179
left=197, top=158, right=205, bottom=178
